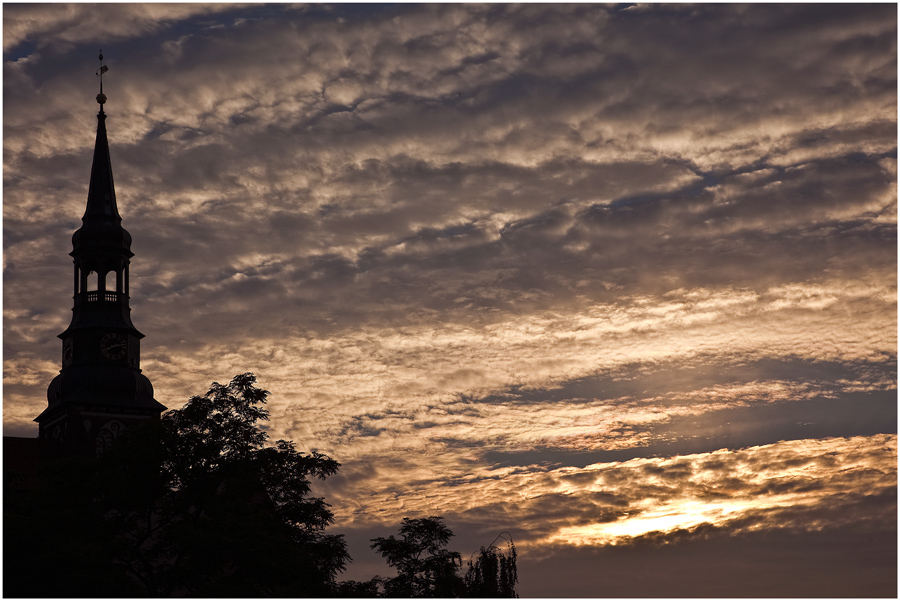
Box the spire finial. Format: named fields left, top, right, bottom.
left=96, top=50, right=108, bottom=110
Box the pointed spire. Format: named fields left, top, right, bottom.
left=83, top=51, right=120, bottom=222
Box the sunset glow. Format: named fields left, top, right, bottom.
left=546, top=435, right=898, bottom=546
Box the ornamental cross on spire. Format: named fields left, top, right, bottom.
left=96, top=50, right=108, bottom=109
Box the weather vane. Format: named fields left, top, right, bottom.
left=96, top=50, right=108, bottom=108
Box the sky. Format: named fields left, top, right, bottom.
left=2, top=3, right=897, bottom=596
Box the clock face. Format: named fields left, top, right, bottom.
left=100, top=333, right=127, bottom=360
left=62, top=338, right=73, bottom=367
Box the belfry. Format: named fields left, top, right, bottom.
left=36, top=55, right=165, bottom=454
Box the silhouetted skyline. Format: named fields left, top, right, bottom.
left=3, top=4, right=896, bottom=595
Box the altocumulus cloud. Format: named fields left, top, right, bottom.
left=3, top=3, right=896, bottom=596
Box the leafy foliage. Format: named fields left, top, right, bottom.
left=364, top=517, right=519, bottom=598
left=5, top=373, right=347, bottom=597
left=464, top=533, right=519, bottom=597
left=370, top=516, right=465, bottom=597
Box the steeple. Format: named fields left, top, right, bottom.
left=37, top=55, right=165, bottom=455
left=83, top=89, right=121, bottom=222
left=73, top=51, right=129, bottom=254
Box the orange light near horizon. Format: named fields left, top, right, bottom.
left=548, top=495, right=802, bottom=546
left=538, top=435, right=897, bottom=548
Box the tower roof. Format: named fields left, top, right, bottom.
left=83, top=99, right=121, bottom=223
left=72, top=90, right=132, bottom=255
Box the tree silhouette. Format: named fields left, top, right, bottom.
left=362, top=517, right=519, bottom=598
left=370, top=516, right=465, bottom=597
left=5, top=373, right=348, bottom=597
left=464, top=532, right=519, bottom=597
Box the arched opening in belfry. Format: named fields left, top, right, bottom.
left=86, top=270, right=99, bottom=292
left=104, top=270, right=115, bottom=293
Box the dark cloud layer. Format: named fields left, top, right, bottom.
left=4, top=4, right=896, bottom=595
left=521, top=523, right=897, bottom=597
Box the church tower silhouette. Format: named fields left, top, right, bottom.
left=36, top=57, right=166, bottom=455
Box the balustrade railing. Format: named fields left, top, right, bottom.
left=78, top=291, right=125, bottom=304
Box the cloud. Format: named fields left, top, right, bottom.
left=3, top=4, right=250, bottom=53
left=326, top=434, right=896, bottom=592
left=516, top=521, right=896, bottom=597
